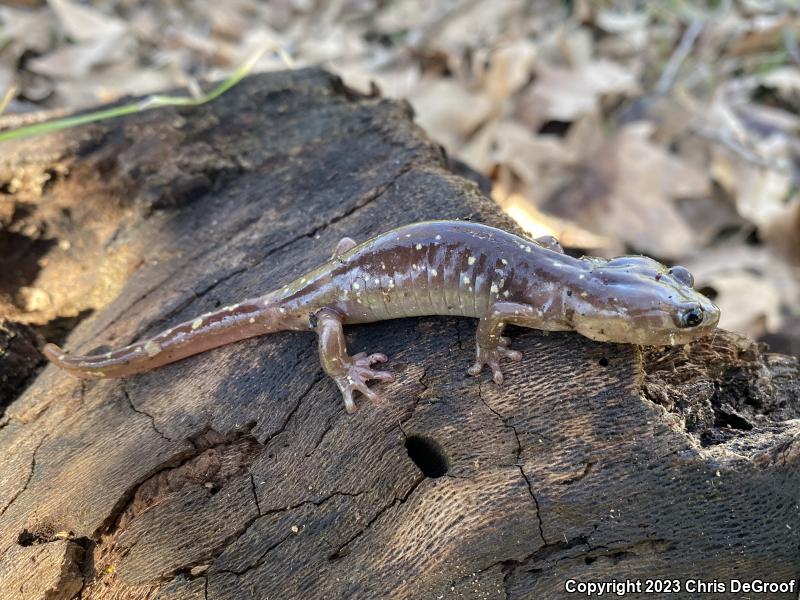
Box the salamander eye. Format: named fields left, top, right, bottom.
left=668, top=266, right=694, bottom=288
left=679, top=307, right=704, bottom=328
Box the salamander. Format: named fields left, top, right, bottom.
left=44, top=220, right=720, bottom=413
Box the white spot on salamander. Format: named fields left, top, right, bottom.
left=502, top=290, right=510, bottom=298
left=435, top=234, right=442, bottom=241
left=415, top=243, right=423, bottom=250
left=463, top=275, right=470, bottom=285
left=191, top=318, right=203, bottom=330
left=431, top=268, right=438, bottom=277
left=525, top=246, right=532, bottom=253
left=144, top=340, right=161, bottom=357
left=501, top=258, right=508, bottom=265
left=490, top=283, right=499, bottom=293
left=249, top=317, right=255, bottom=323
left=467, top=256, right=476, bottom=265
left=353, top=282, right=361, bottom=290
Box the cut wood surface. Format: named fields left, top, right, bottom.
left=0, top=69, right=797, bottom=600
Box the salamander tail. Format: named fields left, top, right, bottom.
left=43, top=343, right=100, bottom=379
left=43, top=297, right=295, bottom=380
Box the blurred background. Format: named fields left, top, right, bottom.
left=1, top=0, right=798, bottom=354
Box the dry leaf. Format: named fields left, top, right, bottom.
left=544, top=122, right=709, bottom=258
left=521, top=59, right=638, bottom=127
left=28, top=35, right=132, bottom=80
left=492, top=185, right=619, bottom=253
left=684, top=245, right=799, bottom=339
left=595, top=10, right=649, bottom=34
left=410, top=78, right=493, bottom=152
left=433, top=0, right=526, bottom=54
left=487, top=120, right=576, bottom=204
left=482, top=40, right=537, bottom=104
left=48, top=0, right=127, bottom=42
left=707, top=272, right=782, bottom=338
left=0, top=6, right=55, bottom=57
left=728, top=15, right=799, bottom=55
left=51, top=61, right=178, bottom=107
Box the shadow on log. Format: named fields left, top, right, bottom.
left=0, top=69, right=797, bottom=599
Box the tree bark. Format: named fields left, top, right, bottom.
left=0, top=68, right=797, bottom=600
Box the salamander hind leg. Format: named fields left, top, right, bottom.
left=468, top=302, right=543, bottom=384
left=314, top=308, right=395, bottom=413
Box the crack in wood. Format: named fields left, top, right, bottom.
left=476, top=381, right=547, bottom=546
left=326, top=472, right=425, bottom=563
left=210, top=489, right=366, bottom=578
left=120, top=380, right=171, bottom=442
left=0, top=433, right=47, bottom=521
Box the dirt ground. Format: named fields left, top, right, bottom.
left=1, top=0, right=799, bottom=354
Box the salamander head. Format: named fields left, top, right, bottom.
left=565, top=256, right=720, bottom=346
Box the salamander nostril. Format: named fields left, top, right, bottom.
left=405, top=435, right=448, bottom=478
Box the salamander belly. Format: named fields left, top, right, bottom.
left=278, top=221, right=533, bottom=326
left=335, top=237, right=507, bottom=324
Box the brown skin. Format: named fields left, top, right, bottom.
left=44, top=221, right=720, bottom=413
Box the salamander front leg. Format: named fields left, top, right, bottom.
left=534, top=235, right=563, bottom=253
left=468, top=302, right=543, bottom=384
left=314, top=308, right=395, bottom=413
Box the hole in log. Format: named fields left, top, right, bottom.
left=598, top=357, right=609, bottom=367
left=405, top=435, right=448, bottom=478
left=17, top=529, right=36, bottom=546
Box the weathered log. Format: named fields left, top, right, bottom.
left=0, top=69, right=797, bottom=600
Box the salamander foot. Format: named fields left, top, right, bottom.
left=331, top=352, right=395, bottom=413
left=467, top=336, right=522, bottom=385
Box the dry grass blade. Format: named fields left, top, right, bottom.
left=0, top=87, right=15, bottom=116
left=0, top=44, right=284, bottom=143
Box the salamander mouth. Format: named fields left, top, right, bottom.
left=573, top=309, right=719, bottom=346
